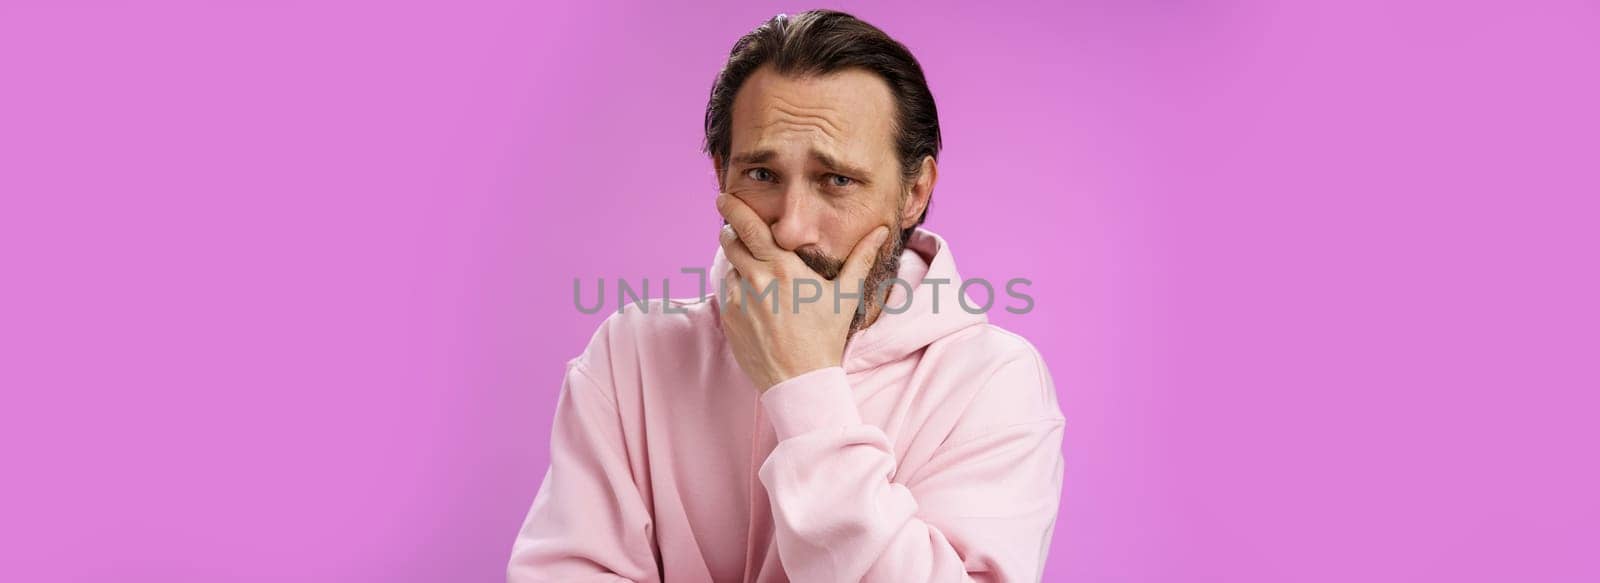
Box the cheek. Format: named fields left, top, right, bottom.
left=727, top=190, right=783, bottom=223
left=818, top=199, right=891, bottom=253
left=832, top=185, right=902, bottom=225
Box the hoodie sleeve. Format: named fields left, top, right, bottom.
left=757, top=358, right=1065, bottom=583
left=507, top=359, right=660, bottom=583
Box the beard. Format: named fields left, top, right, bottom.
left=795, top=223, right=905, bottom=338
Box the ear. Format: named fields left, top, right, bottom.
left=900, top=156, right=937, bottom=226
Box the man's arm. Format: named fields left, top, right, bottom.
left=757, top=357, right=1065, bottom=582
left=507, top=358, right=660, bottom=583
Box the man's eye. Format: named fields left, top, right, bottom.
left=827, top=174, right=854, bottom=188
left=745, top=168, right=775, bottom=182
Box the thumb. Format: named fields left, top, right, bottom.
left=840, top=226, right=890, bottom=288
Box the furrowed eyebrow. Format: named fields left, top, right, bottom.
left=729, top=148, right=872, bottom=182
left=729, top=150, right=775, bottom=166
left=813, top=150, right=871, bottom=180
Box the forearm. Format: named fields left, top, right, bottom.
left=757, top=367, right=1064, bottom=582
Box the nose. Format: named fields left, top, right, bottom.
left=767, top=183, right=823, bottom=253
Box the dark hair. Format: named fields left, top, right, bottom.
left=702, top=10, right=942, bottom=242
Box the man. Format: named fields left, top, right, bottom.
left=509, top=10, right=1064, bottom=582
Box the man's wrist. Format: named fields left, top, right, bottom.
left=763, top=357, right=841, bottom=392
left=760, top=366, right=862, bottom=440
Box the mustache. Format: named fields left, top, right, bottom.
left=796, top=247, right=845, bottom=280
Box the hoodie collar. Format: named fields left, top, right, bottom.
left=708, top=227, right=988, bottom=374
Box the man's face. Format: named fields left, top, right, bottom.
left=718, top=65, right=927, bottom=328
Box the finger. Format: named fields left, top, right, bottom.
left=720, top=266, right=744, bottom=314
left=839, top=226, right=890, bottom=290
left=715, top=192, right=779, bottom=260
left=719, top=224, right=763, bottom=280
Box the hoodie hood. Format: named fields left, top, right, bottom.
left=708, top=227, right=988, bottom=374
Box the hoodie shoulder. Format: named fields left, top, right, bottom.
left=927, top=322, right=1064, bottom=444
left=570, top=297, right=723, bottom=398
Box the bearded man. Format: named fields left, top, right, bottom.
left=509, top=10, right=1065, bottom=582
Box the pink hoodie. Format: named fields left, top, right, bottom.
left=508, top=228, right=1065, bottom=582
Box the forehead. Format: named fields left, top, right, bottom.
left=729, top=65, right=897, bottom=166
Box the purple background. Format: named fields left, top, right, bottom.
left=3, top=1, right=1597, bottom=581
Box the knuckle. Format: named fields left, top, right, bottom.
left=735, top=224, right=760, bottom=244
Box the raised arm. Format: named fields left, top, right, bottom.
left=758, top=357, right=1065, bottom=582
